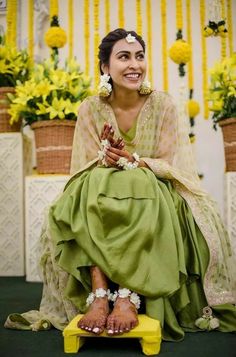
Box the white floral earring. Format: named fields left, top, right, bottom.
left=98, top=74, right=112, bottom=97
left=139, top=79, right=152, bottom=95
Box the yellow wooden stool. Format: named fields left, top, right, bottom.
left=63, top=314, right=161, bottom=355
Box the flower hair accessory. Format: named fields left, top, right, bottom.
left=98, top=139, right=111, bottom=166
left=117, top=152, right=140, bottom=170
left=86, top=288, right=111, bottom=306
left=125, top=33, right=136, bottom=43
left=110, top=288, right=141, bottom=309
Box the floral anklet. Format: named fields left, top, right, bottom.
left=86, top=288, right=111, bottom=307
left=110, top=288, right=141, bottom=309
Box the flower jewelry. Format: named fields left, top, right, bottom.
left=117, top=152, right=140, bottom=170
left=97, top=139, right=111, bottom=166
left=98, top=74, right=112, bottom=97
left=139, top=79, right=152, bottom=95
left=86, top=288, right=111, bottom=306
left=125, top=33, right=136, bottom=43
left=110, top=288, right=141, bottom=310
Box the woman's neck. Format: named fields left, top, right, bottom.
left=109, top=89, right=141, bottom=110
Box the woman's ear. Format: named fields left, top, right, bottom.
left=101, top=63, right=109, bottom=75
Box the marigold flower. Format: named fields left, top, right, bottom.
left=44, top=26, right=67, bottom=48
left=187, top=100, right=200, bottom=117
left=169, top=40, right=191, bottom=64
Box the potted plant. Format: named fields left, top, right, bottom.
left=0, top=34, right=31, bottom=132
left=8, top=58, right=92, bottom=174
left=208, top=53, right=236, bottom=171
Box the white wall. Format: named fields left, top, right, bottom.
left=1, top=0, right=236, bottom=215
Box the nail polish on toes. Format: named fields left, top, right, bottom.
left=115, top=330, right=118, bottom=333
left=107, top=329, right=113, bottom=334
left=88, top=327, right=92, bottom=331
left=93, top=327, right=100, bottom=333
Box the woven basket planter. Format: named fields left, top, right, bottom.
left=0, top=87, right=21, bottom=132
left=31, top=120, right=76, bottom=174
left=219, top=117, right=236, bottom=172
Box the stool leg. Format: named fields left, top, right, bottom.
left=140, top=336, right=161, bottom=356
left=64, top=335, right=86, bottom=353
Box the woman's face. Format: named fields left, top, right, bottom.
left=102, top=38, right=147, bottom=92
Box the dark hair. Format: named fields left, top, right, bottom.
left=98, top=28, right=146, bottom=74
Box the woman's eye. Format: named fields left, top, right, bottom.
left=137, top=54, right=144, bottom=60
left=119, top=54, right=128, bottom=60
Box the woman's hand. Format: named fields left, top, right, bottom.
left=100, top=123, right=124, bottom=149
left=105, top=147, right=131, bottom=167
left=105, top=147, right=147, bottom=168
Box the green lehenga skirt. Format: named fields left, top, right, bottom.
left=49, top=166, right=235, bottom=341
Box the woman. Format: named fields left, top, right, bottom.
left=5, top=29, right=236, bottom=341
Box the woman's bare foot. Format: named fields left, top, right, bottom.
left=78, top=296, right=109, bottom=334
left=106, top=297, right=138, bottom=335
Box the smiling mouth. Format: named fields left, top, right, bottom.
left=124, top=73, right=141, bottom=80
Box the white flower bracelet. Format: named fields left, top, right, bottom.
left=109, top=288, right=141, bottom=310
left=97, top=139, right=110, bottom=167
left=117, top=152, right=140, bottom=170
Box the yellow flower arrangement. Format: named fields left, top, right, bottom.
left=0, top=36, right=31, bottom=87
left=208, top=53, right=236, bottom=128
left=45, top=26, right=67, bottom=48
left=169, top=40, right=191, bottom=64
left=8, top=58, right=92, bottom=125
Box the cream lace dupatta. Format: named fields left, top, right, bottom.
left=70, top=91, right=235, bottom=307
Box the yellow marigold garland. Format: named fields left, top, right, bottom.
left=118, top=0, right=124, bottom=28
left=6, top=0, right=17, bottom=47
left=12, top=0, right=17, bottom=48
left=45, top=1, right=67, bottom=66
left=186, top=0, right=196, bottom=142
left=45, top=26, right=67, bottom=48
left=84, top=0, right=90, bottom=76
left=161, top=0, right=168, bottom=92
left=94, top=0, right=100, bottom=88
left=220, top=0, right=227, bottom=58
left=136, top=0, right=142, bottom=35
left=169, top=41, right=191, bottom=65
left=28, top=0, right=34, bottom=59
left=203, top=0, right=227, bottom=37
left=176, top=0, right=183, bottom=30
left=146, top=0, right=153, bottom=86
left=200, top=0, right=209, bottom=119
left=169, top=0, right=191, bottom=76
left=186, top=0, right=193, bottom=90
left=50, top=0, right=58, bottom=17
left=227, top=0, right=233, bottom=55
left=188, top=100, right=200, bottom=117
left=68, top=0, right=74, bottom=59
left=6, top=0, right=12, bottom=45
left=105, top=0, right=110, bottom=34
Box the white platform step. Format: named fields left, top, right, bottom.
left=0, top=133, right=24, bottom=276
left=25, top=175, right=70, bottom=282
left=224, top=172, right=236, bottom=257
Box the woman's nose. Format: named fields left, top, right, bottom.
left=128, top=58, right=139, bottom=69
